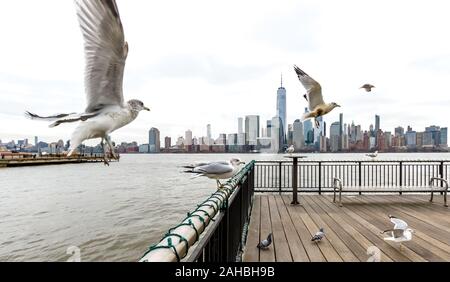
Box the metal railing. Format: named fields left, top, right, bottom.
left=254, top=160, right=450, bottom=193
left=140, top=161, right=255, bottom=262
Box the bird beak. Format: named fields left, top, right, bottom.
left=240, top=161, right=246, bottom=165
left=143, top=107, right=150, bottom=111
left=336, top=104, right=341, bottom=107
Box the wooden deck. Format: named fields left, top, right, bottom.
left=243, top=194, right=450, bottom=262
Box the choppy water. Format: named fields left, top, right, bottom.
left=0, top=152, right=448, bottom=261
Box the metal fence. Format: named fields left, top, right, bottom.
left=185, top=161, right=254, bottom=262
left=254, top=160, right=450, bottom=193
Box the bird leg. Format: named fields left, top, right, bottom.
left=105, top=135, right=117, bottom=160
left=101, top=138, right=109, bottom=166
left=315, top=118, right=320, bottom=128
left=216, top=180, right=224, bottom=189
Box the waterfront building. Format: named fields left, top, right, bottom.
left=330, top=121, right=340, bottom=152
left=185, top=130, right=193, bottom=146
left=149, top=128, right=160, bottom=153
left=292, top=119, right=304, bottom=151
left=164, top=137, right=171, bottom=149
left=405, top=130, right=417, bottom=148
left=266, top=120, right=272, bottom=138
left=440, top=127, right=448, bottom=146
left=271, top=116, right=283, bottom=153
left=139, top=144, right=149, bottom=153
left=238, top=118, right=243, bottom=134
left=375, top=115, right=380, bottom=145
left=245, top=115, right=260, bottom=146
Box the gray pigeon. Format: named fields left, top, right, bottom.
left=311, top=228, right=325, bottom=242
left=257, top=233, right=273, bottom=249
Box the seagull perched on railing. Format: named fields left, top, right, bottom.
left=257, top=233, right=273, bottom=249
left=381, top=215, right=414, bottom=250
left=183, top=158, right=245, bottom=188
left=294, top=65, right=340, bottom=128
left=366, top=151, right=378, bottom=160
left=311, top=228, right=325, bottom=242
left=25, top=0, right=150, bottom=166
left=285, top=145, right=295, bottom=155
left=360, top=84, right=375, bottom=92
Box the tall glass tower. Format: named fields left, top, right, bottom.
left=276, top=74, right=287, bottom=146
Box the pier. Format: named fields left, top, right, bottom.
left=140, top=159, right=450, bottom=262
left=0, top=153, right=119, bottom=167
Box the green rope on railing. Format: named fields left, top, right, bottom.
left=140, top=161, right=256, bottom=261
left=141, top=237, right=181, bottom=262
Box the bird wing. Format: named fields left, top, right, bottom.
left=193, top=162, right=233, bottom=174
left=391, top=218, right=408, bottom=230
left=75, top=0, right=128, bottom=113
left=294, top=65, right=325, bottom=110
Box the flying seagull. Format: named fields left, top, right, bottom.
left=294, top=65, right=340, bottom=128
left=25, top=0, right=150, bottom=166
left=257, top=233, right=273, bottom=249
left=366, top=151, right=378, bottom=160
left=360, top=84, right=375, bottom=92
left=381, top=215, right=414, bottom=250
left=311, top=228, right=325, bottom=242
left=183, top=158, right=245, bottom=188
left=285, top=145, right=295, bottom=155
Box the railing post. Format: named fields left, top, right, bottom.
left=318, top=162, right=322, bottom=195
left=399, top=161, right=403, bottom=195
left=291, top=157, right=299, bottom=205
left=358, top=162, right=362, bottom=195
left=278, top=162, right=282, bottom=195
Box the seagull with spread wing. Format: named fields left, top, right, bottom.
left=381, top=215, right=414, bottom=250
left=293, top=65, right=340, bottom=128
left=25, top=0, right=150, bottom=165
left=183, top=158, right=245, bottom=188
left=360, top=84, right=375, bottom=92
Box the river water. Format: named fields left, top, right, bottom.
left=0, top=152, right=448, bottom=261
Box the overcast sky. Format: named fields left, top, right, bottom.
left=1, top=0, right=450, bottom=145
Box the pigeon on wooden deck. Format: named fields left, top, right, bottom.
left=381, top=215, right=414, bottom=250
left=25, top=0, right=150, bottom=166
left=311, top=228, right=325, bottom=242
left=294, top=65, right=340, bottom=128
left=257, top=233, right=273, bottom=249
left=183, top=158, right=245, bottom=188
left=360, top=84, right=375, bottom=92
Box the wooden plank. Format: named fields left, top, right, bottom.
left=302, top=196, right=361, bottom=262
left=274, top=195, right=309, bottom=262
left=282, top=196, right=343, bottom=262
left=281, top=195, right=326, bottom=262
left=314, top=195, right=418, bottom=262
left=243, top=195, right=261, bottom=262
left=388, top=195, right=450, bottom=225
left=267, top=195, right=292, bottom=262
left=258, top=195, right=275, bottom=262
left=371, top=195, right=450, bottom=232
left=345, top=196, right=448, bottom=261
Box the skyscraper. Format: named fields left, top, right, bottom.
left=148, top=127, right=160, bottom=153
left=207, top=124, right=212, bottom=142
left=303, top=108, right=313, bottom=145
left=440, top=127, right=448, bottom=146
left=330, top=122, right=341, bottom=152
left=238, top=118, right=243, bottom=134
left=164, top=137, right=171, bottom=149
left=185, top=130, right=193, bottom=146
left=276, top=74, right=287, bottom=146
left=266, top=120, right=272, bottom=138
left=293, top=119, right=304, bottom=150
left=271, top=116, right=283, bottom=153
left=375, top=115, right=380, bottom=145
left=245, top=115, right=260, bottom=146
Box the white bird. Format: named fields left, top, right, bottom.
left=360, top=84, right=375, bottom=92
left=183, top=158, right=245, bottom=188
left=381, top=215, right=414, bottom=250
left=257, top=233, right=273, bottom=249
left=285, top=145, right=295, bottom=155
left=311, top=228, right=325, bottom=242
left=25, top=0, right=150, bottom=166
left=366, top=151, right=378, bottom=160
left=294, top=65, right=340, bottom=128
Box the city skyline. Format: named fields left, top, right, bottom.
left=1, top=1, right=450, bottom=146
